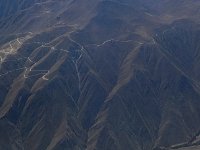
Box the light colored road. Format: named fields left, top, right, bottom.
left=0, top=25, right=143, bottom=81
left=9, top=42, right=13, bottom=51
left=97, top=39, right=114, bottom=47
left=17, top=38, right=22, bottom=44
left=42, top=70, right=50, bottom=80
left=0, top=37, right=71, bottom=80
left=95, top=39, right=134, bottom=47
left=145, top=12, right=153, bottom=17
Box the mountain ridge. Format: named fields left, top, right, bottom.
left=0, top=0, right=200, bottom=150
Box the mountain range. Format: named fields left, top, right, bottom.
left=1, top=0, right=200, bottom=150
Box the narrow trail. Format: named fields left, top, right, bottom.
left=0, top=25, right=142, bottom=82
left=0, top=37, right=69, bottom=80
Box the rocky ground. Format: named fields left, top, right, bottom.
left=1, top=0, right=200, bottom=149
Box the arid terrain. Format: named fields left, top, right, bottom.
left=1, top=0, right=200, bottom=150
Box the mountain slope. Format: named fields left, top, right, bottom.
left=0, top=0, right=200, bottom=150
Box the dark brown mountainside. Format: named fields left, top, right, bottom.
left=1, top=0, right=200, bottom=150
